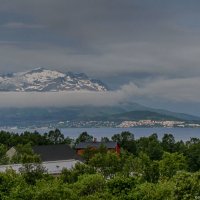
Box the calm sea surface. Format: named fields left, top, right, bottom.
left=3, top=127, right=200, bottom=141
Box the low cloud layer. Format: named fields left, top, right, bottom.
left=0, top=77, right=200, bottom=110
left=0, top=0, right=200, bottom=81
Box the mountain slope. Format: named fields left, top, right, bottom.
left=103, top=110, right=182, bottom=121
left=0, top=105, right=200, bottom=127
left=0, top=68, right=108, bottom=92
left=117, top=102, right=200, bottom=121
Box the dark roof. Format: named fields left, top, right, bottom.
left=75, top=141, right=118, bottom=149
left=33, top=144, right=83, bottom=162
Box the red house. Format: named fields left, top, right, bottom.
left=75, top=141, right=120, bottom=156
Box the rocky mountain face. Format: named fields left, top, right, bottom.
left=0, top=68, right=108, bottom=92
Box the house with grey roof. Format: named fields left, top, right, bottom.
left=2, top=144, right=83, bottom=175
left=32, top=144, right=83, bottom=162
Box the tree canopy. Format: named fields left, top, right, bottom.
left=0, top=130, right=199, bottom=199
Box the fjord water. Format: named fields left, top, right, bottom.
left=4, top=127, right=200, bottom=141
left=60, top=127, right=200, bottom=141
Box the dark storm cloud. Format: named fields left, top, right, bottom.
left=0, top=0, right=200, bottom=77
left=0, top=0, right=200, bottom=114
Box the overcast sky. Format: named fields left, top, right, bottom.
left=0, top=0, right=200, bottom=115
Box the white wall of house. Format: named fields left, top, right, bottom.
left=0, top=159, right=81, bottom=175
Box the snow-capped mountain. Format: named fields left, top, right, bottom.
left=0, top=68, right=108, bottom=92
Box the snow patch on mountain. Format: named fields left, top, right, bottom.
left=0, top=68, right=108, bottom=92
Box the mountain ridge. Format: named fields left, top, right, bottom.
left=0, top=104, right=200, bottom=127
left=0, top=68, right=108, bottom=92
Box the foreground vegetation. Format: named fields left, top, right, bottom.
left=0, top=129, right=200, bottom=199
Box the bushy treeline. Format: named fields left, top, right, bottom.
left=0, top=152, right=200, bottom=200
left=0, top=129, right=72, bottom=164
left=0, top=130, right=200, bottom=199
left=0, top=129, right=72, bottom=147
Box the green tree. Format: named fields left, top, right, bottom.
left=19, top=163, right=47, bottom=185
left=118, top=152, right=139, bottom=178
left=172, top=171, right=200, bottom=200
left=129, top=181, right=174, bottom=200
left=75, top=132, right=93, bottom=144
left=72, top=174, right=105, bottom=197
left=0, top=170, right=24, bottom=199
left=18, top=131, right=50, bottom=146
left=61, top=163, right=96, bottom=184
left=161, top=134, right=176, bottom=153
left=138, top=152, right=160, bottom=183
left=64, top=136, right=74, bottom=145
left=159, top=152, right=187, bottom=179
left=11, top=143, right=40, bottom=164
left=34, top=179, right=76, bottom=200
left=0, top=131, right=12, bottom=146
left=88, top=152, right=121, bottom=178
left=82, top=147, right=98, bottom=162
left=136, top=134, right=163, bottom=160
left=107, top=175, right=136, bottom=197
left=45, top=129, right=65, bottom=144
left=185, top=138, right=200, bottom=172
left=112, top=131, right=136, bottom=154
left=100, top=137, right=110, bottom=142
left=0, top=144, right=9, bottom=164
left=6, top=180, right=33, bottom=200
left=174, top=140, right=187, bottom=154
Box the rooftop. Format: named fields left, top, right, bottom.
left=75, top=141, right=118, bottom=149
left=33, top=144, right=83, bottom=162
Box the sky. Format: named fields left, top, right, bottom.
left=0, top=0, right=200, bottom=115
